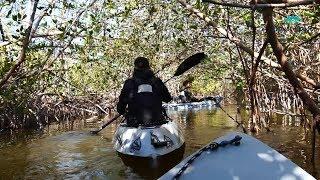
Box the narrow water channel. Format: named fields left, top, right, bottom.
left=0, top=106, right=319, bottom=179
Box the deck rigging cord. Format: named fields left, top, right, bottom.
left=173, top=135, right=242, bottom=180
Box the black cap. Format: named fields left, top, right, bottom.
left=134, top=57, right=150, bottom=69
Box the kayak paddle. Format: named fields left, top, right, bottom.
left=90, top=114, right=121, bottom=134
left=164, top=52, right=207, bottom=83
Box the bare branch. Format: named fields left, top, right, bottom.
left=262, top=8, right=320, bottom=138
left=202, top=0, right=316, bottom=9
left=298, top=33, right=320, bottom=46
left=29, top=1, right=56, bottom=41
left=177, top=0, right=280, bottom=68
left=0, top=0, right=39, bottom=88
left=0, top=20, right=5, bottom=41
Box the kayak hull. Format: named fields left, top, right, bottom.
left=117, top=143, right=185, bottom=177
left=160, top=132, right=316, bottom=180
left=113, top=121, right=184, bottom=157
left=163, top=96, right=223, bottom=111
left=113, top=121, right=185, bottom=178
left=117, top=142, right=185, bottom=166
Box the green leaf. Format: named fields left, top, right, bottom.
left=311, top=18, right=319, bottom=24
left=175, top=23, right=183, bottom=30
left=304, top=11, right=315, bottom=18
left=148, top=6, right=157, bottom=15
left=196, top=0, right=201, bottom=9
left=57, top=26, right=65, bottom=31
left=12, top=15, right=17, bottom=21
left=90, top=14, right=95, bottom=21
left=190, top=24, right=198, bottom=29
left=107, top=1, right=116, bottom=9
left=6, top=9, right=12, bottom=18
left=177, top=38, right=186, bottom=47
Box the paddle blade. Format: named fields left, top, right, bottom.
left=173, top=52, right=207, bottom=76
left=90, top=129, right=100, bottom=134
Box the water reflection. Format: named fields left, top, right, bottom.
left=0, top=106, right=319, bottom=179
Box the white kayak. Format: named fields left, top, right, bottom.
left=160, top=132, right=315, bottom=180
left=113, top=120, right=185, bottom=171
left=163, top=96, right=223, bottom=111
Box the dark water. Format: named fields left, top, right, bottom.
left=0, top=106, right=319, bottom=179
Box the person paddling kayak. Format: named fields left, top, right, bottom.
left=117, top=57, right=172, bottom=127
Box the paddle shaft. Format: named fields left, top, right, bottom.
left=90, top=114, right=121, bottom=134
left=164, top=76, right=174, bottom=84
left=100, top=114, right=121, bottom=129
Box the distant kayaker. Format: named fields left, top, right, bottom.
left=117, top=57, right=172, bottom=126
left=177, top=78, right=198, bottom=103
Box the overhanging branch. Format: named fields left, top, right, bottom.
left=202, top=0, right=317, bottom=9
left=177, top=0, right=280, bottom=69
left=0, top=0, right=39, bottom=88
left=177, top=0, right=320, bottom=90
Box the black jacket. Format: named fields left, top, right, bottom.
left=117, top=69, right=172, bottom=122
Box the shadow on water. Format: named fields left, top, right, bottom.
left=117, top=144, right=185, bottom=179
left=0, top=106, right=319, bottom=179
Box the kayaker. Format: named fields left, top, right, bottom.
left=117, top=57, right=172, bottom=126
left=176, top=77, right=198, bottom=103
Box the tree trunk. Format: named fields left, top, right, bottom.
left=262, top=7, right=320, bottom=160
left=0, top=0, right=39, bottom=88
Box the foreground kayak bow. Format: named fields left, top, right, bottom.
left=173, top=135, right=242, bottom=179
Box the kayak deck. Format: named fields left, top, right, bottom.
left=160, top=132, right=315, bottom=180
left=113, top=121, right=185, bottom=178
left=113, top=121, right=184, bottom=157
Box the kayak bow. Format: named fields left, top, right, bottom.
left=160, top=132, right=315, bottom=180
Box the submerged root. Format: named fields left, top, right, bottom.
left=0, top=94, right=115, bottom=131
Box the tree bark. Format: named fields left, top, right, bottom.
left=178, top=0, right=320, bottom=132
left=0, top=20, right=5, bottom=41
left=262, top=8, right=320, bottom=135
left=0, top=0, right=39, bottom=88
left=249, top=41, right=269, bottom=132
left=262, top=9, right=320, bottom=115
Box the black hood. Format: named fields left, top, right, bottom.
left=133, top=69, right=154, bottom=80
